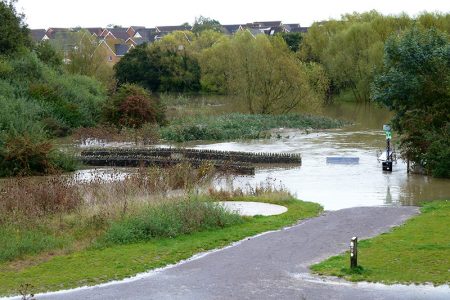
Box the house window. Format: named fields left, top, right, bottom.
left=108, top=56, right=113, bottom=61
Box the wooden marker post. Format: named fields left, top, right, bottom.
left=350, top=237, right=358, bottom=269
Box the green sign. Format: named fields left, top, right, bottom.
left=385, top=131, right=392, bottom=140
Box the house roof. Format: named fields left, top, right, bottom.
left=249, top=21, right=282, bottom=28
left=290, top=26, right=309, bottom=33
left=46, top=28, right=73, bottom=39
left=246, top=28, right=264, bottom=37
left=134, top=28, right=157, bottom=41
left=221, top=24, right=243, bottom=35
left=84, top=27, right=104, bottom=36
left=30, top=29, right=47, bottom=42
left=129, top=26, right=146, bottom=31
left=107, top=28, right=130, bottom=40
left=265, top=26, right=286, bottom=35
left=114, top=44, right=131, bottom=56
left=155, top=25, right=192, bottom=33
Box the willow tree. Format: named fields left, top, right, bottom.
left=199, top=31, right=325, bottom=114
left=299, top=11, right=412, bottom=102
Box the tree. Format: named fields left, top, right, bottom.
left=55, top=30, right=112, bottom=84
left=0, top=0, right=31, bottom=55
left=103, top=84, right=165, bottom=128
left=279, top=32, right=303, bottom=52
left=192, top=16, right=222, bottom=34
left=372, top=28, right=450, bottom=177
left=114, top=42, right=201, bottom=93
left=34, top=41, right=62, bottom=69
left=199, top=32, right=325, bottom=114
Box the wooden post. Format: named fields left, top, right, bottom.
left=350, top=237, right=358, bottom=269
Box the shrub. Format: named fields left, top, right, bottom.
left=104, top=83, right=166, bottom=128
left=101, top=197, right=243, bottom=245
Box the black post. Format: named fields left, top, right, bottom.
left=350, top=237, right=358, bottom=269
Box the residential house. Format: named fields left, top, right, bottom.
left=84, top=27, right=105, bottom=37
left=126, top=26, right=146, bottom=38
left=155, top=25, right=192, bottom=33
left=97, top=40, right=133, bottom=64
left=30, top=29, right=49, bottom=43
left=221, top=24, right=244, bottom=35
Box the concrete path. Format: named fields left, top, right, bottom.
left=36, top=206, right=450, bottom=300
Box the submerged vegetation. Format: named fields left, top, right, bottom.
left=311, top=200, right=450, bottom=285
left=160, top=113, right=346, bottom=142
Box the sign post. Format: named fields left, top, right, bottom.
left=382, top=125, right=393, bottom=172
left=350, top=237, right=358, bottom=269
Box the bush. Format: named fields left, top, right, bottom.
left=424, top=134, right=450, bottom=178
left=102, top=197, right=243, bottom=245
left=104, top=83, right=166, bottom=128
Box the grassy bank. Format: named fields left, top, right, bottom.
left=0, top=192, right=322, bottom=296
left=311, top=200, right=450, bottom=285
left=160, top=113, right=346, bottom=142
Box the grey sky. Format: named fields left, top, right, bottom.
left=16, top=0, right=450, bottom=29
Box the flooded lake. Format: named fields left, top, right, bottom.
left=69, top=103, right=449, bottom=211
left=192, top=103, right=450, bottom=210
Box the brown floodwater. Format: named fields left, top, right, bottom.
left=61, top=102, right=449, bottom=211
left=192, top=103, right=450, bottom=210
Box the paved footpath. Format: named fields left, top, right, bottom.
left=34, top=206, right=450, bottom=300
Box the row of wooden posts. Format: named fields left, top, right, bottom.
left=79, top=147, right=302, bottom=175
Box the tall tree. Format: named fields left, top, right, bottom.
left=0, top=0, right=31, bottom=55
left=192, top=16, right=222, bottom=34
left=200, top=32, right=325, bottom=114
left=114, top=42, right=201, bottom=93
left=372, top=28, right=450, bottom=177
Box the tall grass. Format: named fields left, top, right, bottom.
left=99, top=198, right=243, bottom=246
left=160, top=113, right=346, bottom=142
left=0, top=163, right=219, bottom=263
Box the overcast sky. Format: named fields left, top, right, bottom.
left=16, top=0, right=450, bottom=29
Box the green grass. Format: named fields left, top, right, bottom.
left=0, top=226, right=70, bottom=263
left=160, top=113, right=346, bottom=142
left=310, top=200, right=450, bottom=285
left=0, top=196, right=322, bottom=296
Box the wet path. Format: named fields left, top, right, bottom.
left=34, top=206, right=449, bottom=300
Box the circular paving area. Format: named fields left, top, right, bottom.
left=217, top=201, right=288, bottom=216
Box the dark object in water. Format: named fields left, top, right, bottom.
left=326, top=157, right=359, bottom=164
left=382, top=161, right=393, bottom=171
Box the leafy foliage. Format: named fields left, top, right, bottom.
left=200, top=32, right=325, bottom=113
left=372, top=28, right=450, bottom=177
left=104, top=83, right=166, bottom=128
left=114, top=42, right=201, bottom=93
left=0, top=0, right=31, bottom=55
left=300, top=11, right=450, bottom=103
left=192, top=16, right=222, bottom=34
left=33, top=41, right=62, bottom=69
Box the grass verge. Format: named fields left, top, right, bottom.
left=310, top=200, right=450, bottom=285
left=0, top=194, right=322, bottom=296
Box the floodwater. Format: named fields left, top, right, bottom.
left=66, top=102, right=449, bottom=210
left=192, top=103, right=450, bottom=210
